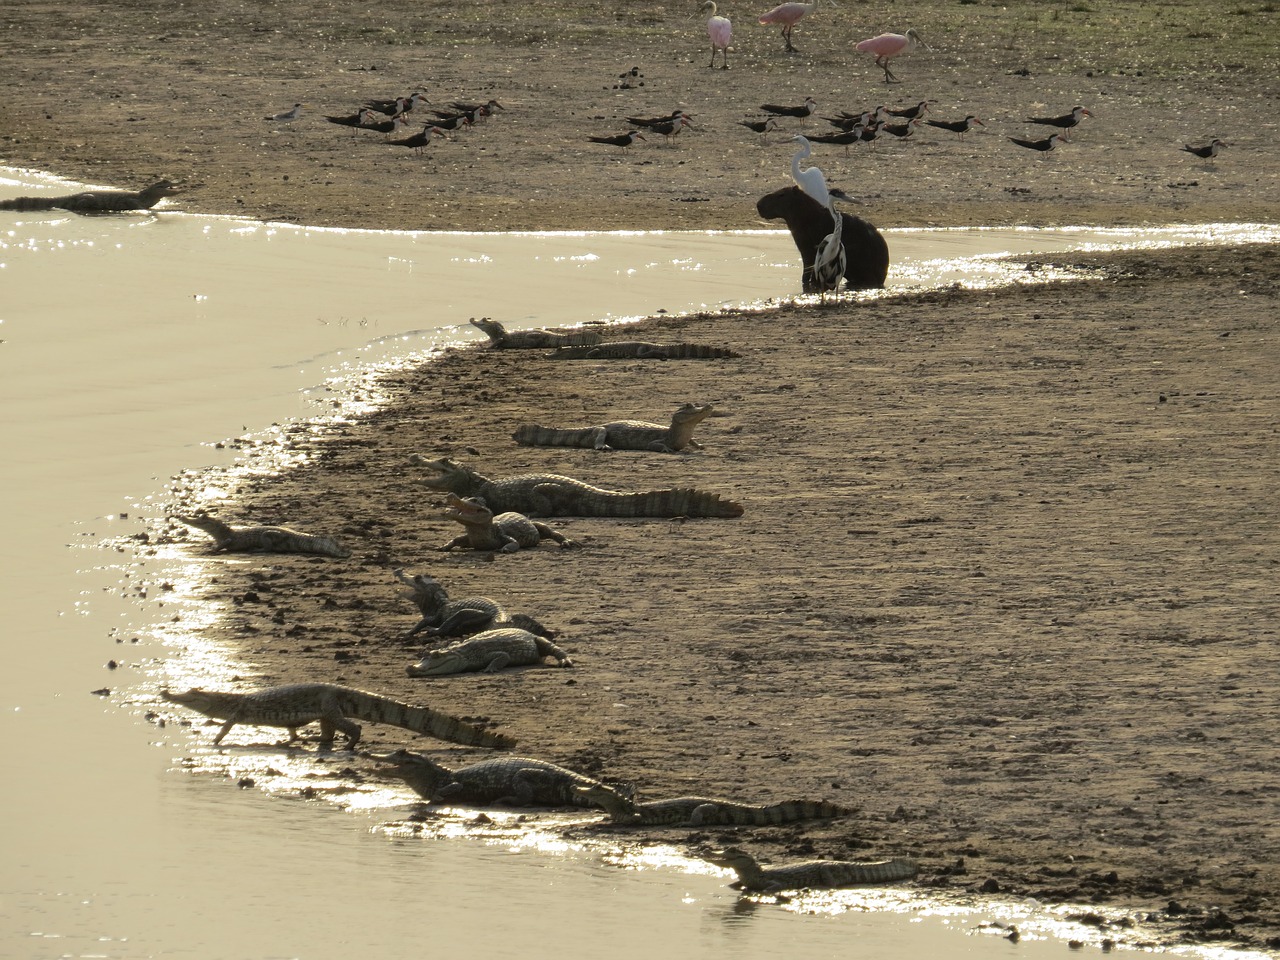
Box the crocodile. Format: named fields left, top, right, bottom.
left=573, top=783, right=854, bottom=826
left=513, top=403, right=715, bottom=453
left=406, top=627, right=573, bottom=677
left=379, top=748, right=627, bottom=807
left=393, top=568, right=553, bottom=639
left=546, top=341, right=741, bottom=360
left=174, top=513, right=351, bottom=558
left=161, top=683, right=514, bottom=749
left=410, top=456, right=744, bottom=519
left=703, top=847, right=918, bottom=894
left=440, top=494, right=579, bottom=552
left=0, top=179, right=180, bottom=213
left=469, top=317, right=603, bottom=350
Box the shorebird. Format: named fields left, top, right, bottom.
left=696, top=0, right=737, bottom=69
left=1009, top=132, right=1066, bottom=153
left=1026, top=105, right=1092, bottom=138
left=325, top=108, right=379, bottom=131
left=448, top=99, right=503, bottom=114
left=265, top=102, right=303, bottom=122
left=762, top=97, right=818, bottom=120
left=739, top=117, right=780, bottom=135
left=1182, top=138, right=1228, bottom=159
left=886, top=100, right=931, bottom=120
left=823, top=110, right=881, bottom=132
left=855, top=29, right=930, bottom=83
left=881, top=116, right=923, bottom=139
left=588, top=130, right=646, bottom=149
left=806, top=128, right=866, bottom=155
left=428, top=114, right=472, bottom=132
left=358, top=114, right=412, bottom=137
left=387, top=125, right=449, bottom=154
left=786, top=140, right=849, bottom=300
left=627, top=109, right=690, bottom=127
left=925, top=114, right=985, bottom=137
left=365, top=92, right=428, bottom=116
left=758, top=1, right=835, bottom=53
left=649, top=115, right=693, bottom=145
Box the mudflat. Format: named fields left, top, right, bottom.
left=6, top=0, right=1278, bottom=952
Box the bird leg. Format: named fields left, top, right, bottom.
left=879, top=57, right=900, bottom=83
left=783, top=25, right=797, bottom=53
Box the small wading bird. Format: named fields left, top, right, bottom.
left=360, top=114, right=412, bottom=137
left=693, top=1, right=733, bottom=69
left=265, top=102, right=302, bottom=122
left=739, top=117, right=780, bottom=136
left=365, top=92, right=428, bottom=116
left=1009, top=132, right=1066, bottom=153
left=881, top=116, right=923, bottom=139
left=885, top=100, right=931, bottom=120
left=925, top=114, right=984, bottom=137
left=806, top=128, right=867, bottom=155
left=650, top=115, right=693, bottom=145
left=758, top=0, right=836, bottom=54
left=855, top=28, right=929, bottom=83
left=325, top=108, right=379, bottom=132
left=588, top=130, right=646, bottom=149
left=1025, top=105, right=1092, bottom=138
left=762, top=96, right=818, bottom=120
left=1182, top=138, right=1227, bottom=159
left=387, top=125, right=449, bottom=154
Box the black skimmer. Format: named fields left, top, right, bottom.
left=265, top=103, right=303, bottom=122
left=739, top=117, right=780, bottom=135
left=358, top=114, right=412, bottom=137
left=885, top=100, right=931, bottom=119
left=805, top=129, right=865, bottom=155
left=1182, top=138, right=1228, bottom=159
left=762, top=97, right=818, bottom=120
left=925, top=114, right=985, bottom=137
left=649, top=115, right=692, bottom=145
left=364, top=92, right=428, bottom=116
left=427, top=114, right=472, bottom=132
left=881, top=116, right=923, bottom=139
left=448, top=99, right=504, bottom=114
left=854, top=28, right=930, bottom=83
left=1025, top=105, right=1091, bottom=136
left=626, top=110, right=690, bottom=127
left=1009, top=132, right=1066, bottom=152
left=614, top=66, right=644, bottom=89
left=588, top=131, right=646, bottom=149
left=387, top=125, right=449, bottom=153
left=325, top=108, right=379, bottom=130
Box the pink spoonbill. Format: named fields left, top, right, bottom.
left=692, top=1, right=732, bottom=69
left=758, top=1, right=836, bottom=54
left=854, top=28, right=929, bottom=83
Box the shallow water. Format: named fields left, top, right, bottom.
left=2, top=167, right=1276, bottom=960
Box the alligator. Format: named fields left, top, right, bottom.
left=546, top=341, right=741, bottom=360
left=440, top=494, right=579, bottom=552
left=0, top=179, right=180, bottom=213
left=161, top=683, right=514, bottom=749
left=513, top=403, right=715, bottom=453
left=703, top=847, right=918, bottom=894
left=573, top=783, right=855, bottom=826
left=406, top=627, right=573, bottom=677
left=469, top=317, right=603, bottom=350
left=379, top=749, right=627, bottom=807
left=392, top=569, right=553, bottom=639
left=410, top=456, right=744, bottom=519
left=174, top=513, right=351, bottom=558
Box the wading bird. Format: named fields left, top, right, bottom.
left=588, top=130, right=646, bottom=149
left=786, top=137, right=848, bottom=299
left=1009, top=132, right=1066, bottom=153
left=1026, top=105, right=1091, bottom=138
left=925, top=114, right=984, bottom=137
left=265, top=102, right=303, bottom=122
left=758, top=1, right=835, bottom=54
left=1182, top=138, right=1228, bottom=159
left=788, top=135, right=835, bottom=206
left=855, top=29, right=929, bottom=83
left=693, top=1, right=733, bottom=69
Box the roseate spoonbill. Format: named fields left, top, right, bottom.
left=1026, top=105, right=1091, bottom=138
left=739, top=117, right=780, bottom=134
left=265, top=102, right=302, bottom=121
left=855, top=29, right=929, bottom=83
left=1182, top=138, right=1228, bottom=159
left=925, top=114, right=984, bottom=137
left=588, top=130, right=646, bottom=149
left=693, top=1, right=733, bottom=69
left=762, top=97, right=818, bottom=119
left=756, top=186, right=889, bottom=291
left=758, top=1, right=836, bottom=54
left=1009, top=132, right=1065, bottom=152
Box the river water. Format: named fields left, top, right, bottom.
left=2, top=167, right=1275, bottom=960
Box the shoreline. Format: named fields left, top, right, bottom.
left=146, top=241, right=1280, bottom=953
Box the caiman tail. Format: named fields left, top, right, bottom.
left=512, top=425, right=596, bottom=448
left=581, top=488, right=744, bottom=518
left=0, top=197, right=62, bottom=211
left=732, top=799, right=854, bottom=825
left=338, top=690, right=515, bottom=748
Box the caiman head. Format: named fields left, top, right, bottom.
left=572, top=782, right=637, bottom=818
left=405, top=647, right=471, bottom=678
left=442, top=494, right=493, bottom=528
left=408, top=455, right=485, bottom=495
left=393, top=568, right=448, bottom=610
left=672, top=402, right=715, bottom=427
left=376, top=748, right=451, bottom=798
left=160, top=687, right=228, bottom=719
left=703, top=846, right=758, bottom=872
left=468, top=317, right=505, bottom=340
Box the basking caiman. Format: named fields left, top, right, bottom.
left=513, top=402, right=715, bottom=453
left=704, top=847, right=918, bottom=893
left=393, top=569, right=553, bottom=639
left=574, top=783, right=854, bottom=826
left=174, top=513, right=351, bottom=558
left=547, top=341, right=740, bottom=360
left=470, top=317, right=603, bottom=350
left=440, top=494, right=579, bottom=552
left=161, top=683, right=514, bottom=749
left=0, top=179, right=180, bottom=213
left=410, top=455, right=744, bottom=519
left=406, top=627, right=573, bottom=677
left=379, top=748, right=626, bottom=807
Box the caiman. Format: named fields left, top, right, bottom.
left=379, top=748, right=626, bottom=807
left=512, top=402, right=715, bottom=453
left=393, top=569, right=553, bottom=639
left=704, top=847, right=918, bottom=893
left=174, top=513, right=351, bottom=558
left=574, top=783, right=854, bottom=826
left=440, top=494, right=579, bottom=552
left=547, top=341, right=741, bottom=360
left=406, top=627, right=573, bottom=677
left=0, top=179, right=180, bottom=213
left=469, top=317, right=603, bottom=350
left=410, top=455, right=744, bottom=518
left=161, top=682, right=514, bottom=749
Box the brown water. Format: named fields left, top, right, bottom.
left=3, top=167, right=1275, bottom=960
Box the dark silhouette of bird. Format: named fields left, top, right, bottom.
left=881, top=117, right=922, bottom=139
left=364, top=92, right=428, bottom=115
left=1026, top=105, right=1091, bottom=136
left=886, top=100, right=931, bottom=120
left=762, top=97, right=818, bottom=119
left=387, top=125, right=448, bottom=153
left=325, top=108, right=378, bottom=130
left=588, top=131, right=646, bottom=149
left=1009, top=133, right=1066, bottom=152
left=1182, top=138, right=1227, bottom=159
left=627, top=110, right=690, bottom=128
left=739, top=117, right=780, bottom=135
left=925, top=115, right=985, bottom=137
